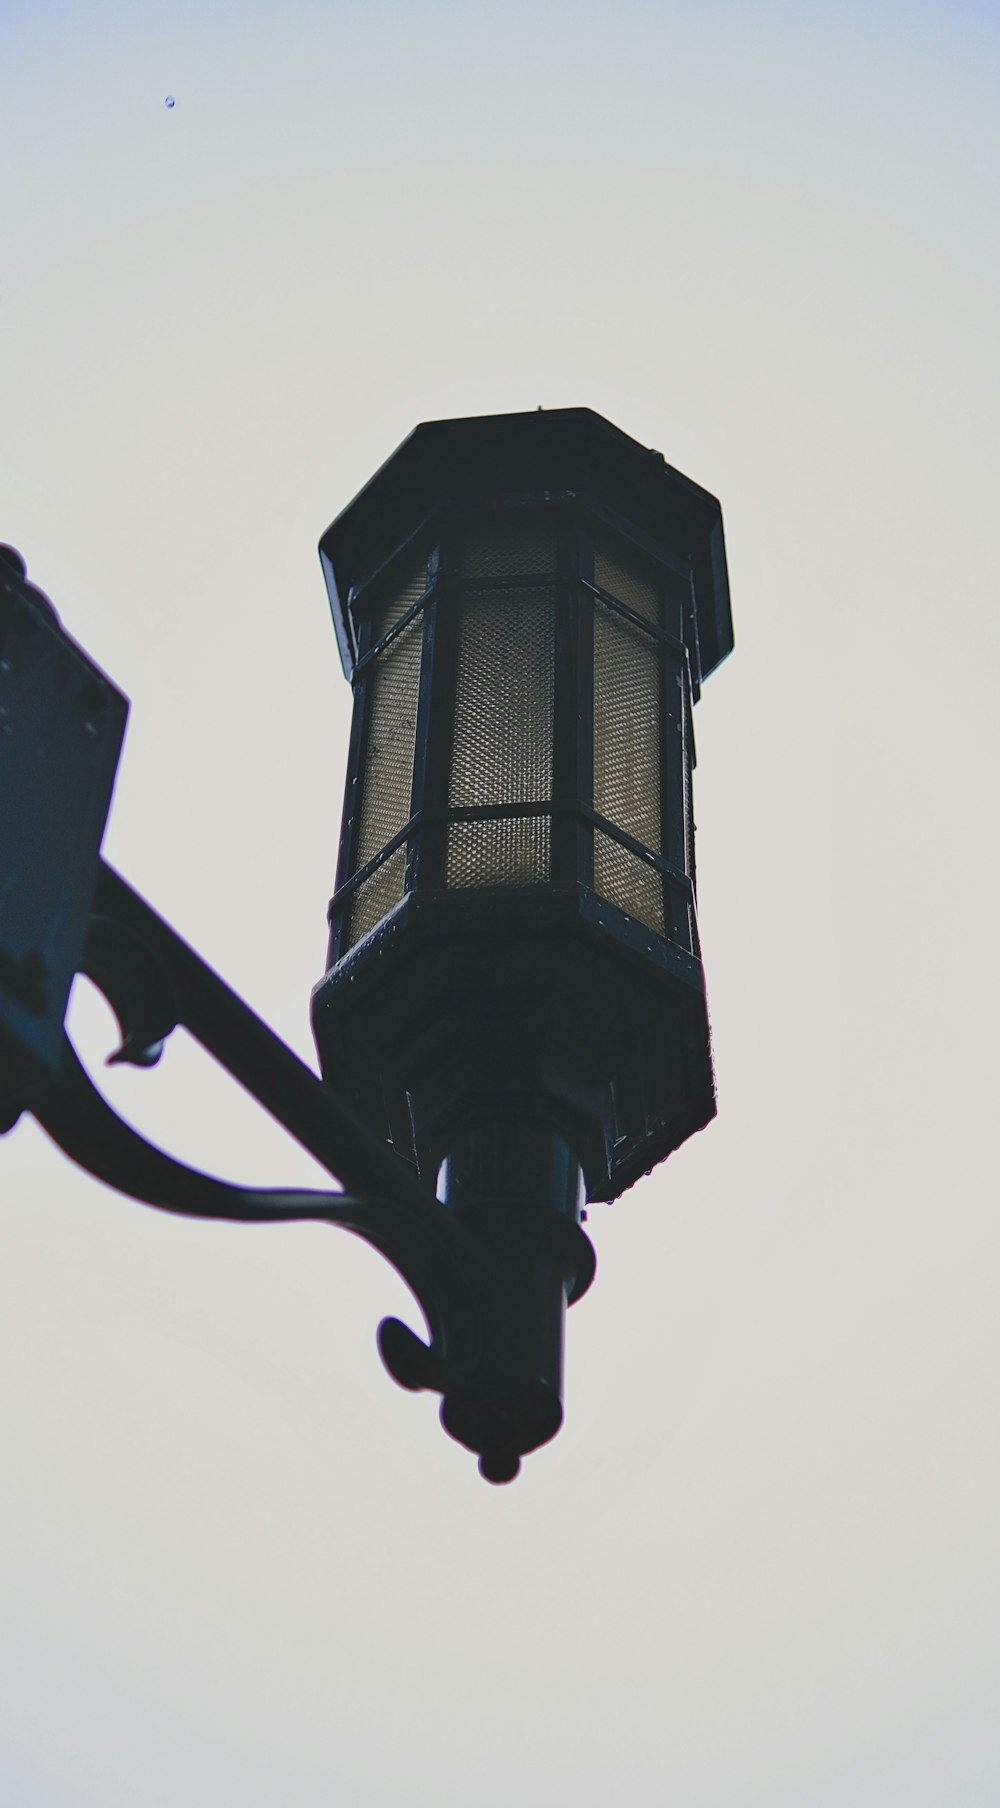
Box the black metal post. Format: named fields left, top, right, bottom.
left=435, top=1113, right=586, bottom=1482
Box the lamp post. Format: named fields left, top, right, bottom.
left=1, top=407, right=732, bottom=1482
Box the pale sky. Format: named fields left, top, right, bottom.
left=3, top=4, right=1000, bottom=1804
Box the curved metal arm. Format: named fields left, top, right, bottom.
left=23, top=859, right=597, bottom=1481
left=34, top=1029, right=488, bottom=1372
left=36, top=1035, right=360, bottom=1226
left=90, top=860, right=437, bottom=1217
left=29, top=860, right=495, bottom=1371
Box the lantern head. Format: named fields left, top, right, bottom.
left=311, top=409, right=732, bottom=1202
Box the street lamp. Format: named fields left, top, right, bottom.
left=1, top=407, right=732, bottom=1482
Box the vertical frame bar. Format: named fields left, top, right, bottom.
left=576, top=522, right=596, bottom=891
left=683, top=649, right=699, bottom=954
left=417, top=521, right=462, bottom=892
left=659, top=574, right=690, bottom=951
left=404, top=541, right=441, bottom=896
left=551, top=505, right=578, bottom=887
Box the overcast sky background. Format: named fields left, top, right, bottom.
left=3, top=3, right=1000, bottom=1803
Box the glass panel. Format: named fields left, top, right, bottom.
left=662, top=576, right=687, bottom=643
left=457, top=518, right=557, bottom=582
left=593, top=598, right=661, bottom=854
left=446, top=816, right=550, bottom=888
left=593, top=542, right=659, bottom=624
left=448, top=587, right=556, bottom=814
left=356, top=549, right=428, bottom=646
left=346, top=844, right=408, bottom=948
left=593, top=830, right=664, bottom=937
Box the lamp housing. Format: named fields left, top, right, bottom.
left=311, top=409, right=732, bottom=1203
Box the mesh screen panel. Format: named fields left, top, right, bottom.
left=344, top=552, right=426, bottom=950
left=448, top=588, right=555, bottom=811
left=593, top=598, right=661, bottom=854
left=347, top=844, right=408, bottom=947
left=457, top=520, right=557, bottom=582
left=594, top=542, right=659, bottom=624
left=446, top=816, right=550, bottom=888
left=594, top=830, right=665, bottom=936
left=352, top=612, right=422, bottom=873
